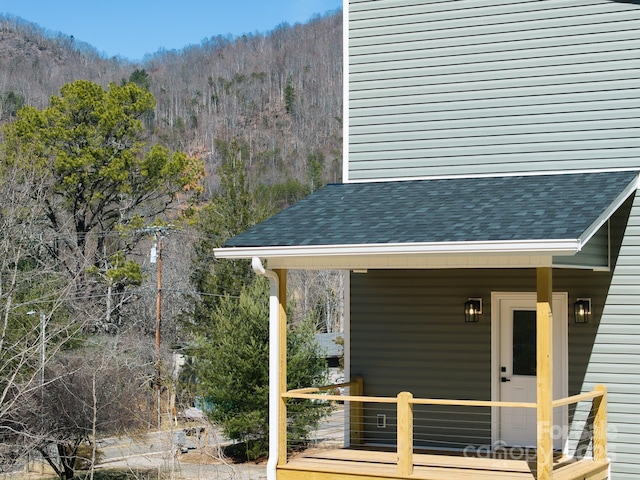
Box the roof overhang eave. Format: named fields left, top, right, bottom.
left=214, top=239, right=582, bottom=260
left=579, top=172, right=640, bottom=245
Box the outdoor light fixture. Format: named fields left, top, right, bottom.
left=574, top=298, right=591, bottom=324
left=464, top=298, right=482, bottom=323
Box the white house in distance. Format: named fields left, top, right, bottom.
left=215, top=1, right=640, bottom=479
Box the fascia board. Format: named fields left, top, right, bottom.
left=214, top=239, right=580, bottom=260
left=267, top=254, right=555, bottom=270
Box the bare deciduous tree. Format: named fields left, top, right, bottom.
left=35, top=342, right=152, bottom=480
left=289, top=270, right=344, bottom=333
left=0, top=162, right=76, bottom=469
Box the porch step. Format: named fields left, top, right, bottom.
left=281, top=449, right=609, bottom=480
left=283, top=449, right=535, bottom=479
left=280, top=458, right=534, bottom=480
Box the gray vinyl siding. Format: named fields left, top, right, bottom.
left=350, top=268, right=611, bottom=448
left=576, top=192, right=640, bottom=480
left=348, top=0, right=640, bottom=181
left=350, top=197, right=638, bottom=476
left=350, top=268, right=493, bottom=448
left=553, top=223, right=610, bottom=269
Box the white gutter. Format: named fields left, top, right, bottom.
left=251, top=257, right=279, bottom=480
left=215, top=238, right=581, bottom=260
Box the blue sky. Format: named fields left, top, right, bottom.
left=1, top=0, right=343, bottom=62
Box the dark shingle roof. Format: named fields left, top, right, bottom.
left=224, top=172, right=637, bottom=248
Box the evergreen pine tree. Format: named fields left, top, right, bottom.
left=185, top=138, right=330, bottom=459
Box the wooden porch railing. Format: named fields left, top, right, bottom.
left=283, top=379, right=608, bottom=477
left=551, top=384, right=608, bottom=462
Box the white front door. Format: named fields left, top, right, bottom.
left=492, top=293, right=568, bottom=451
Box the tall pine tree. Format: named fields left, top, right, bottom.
left=186, top=138, right=330, bottom=459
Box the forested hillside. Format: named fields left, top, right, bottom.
left=0, top=11, right=343, bottom=473
left=0, top=11, right=343, bottom=193
left=0, top=9, right=344, bottom=333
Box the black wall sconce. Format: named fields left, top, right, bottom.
left=464, top=298, right=482, bottom=323
left=574, top=298, right=591, bottom=324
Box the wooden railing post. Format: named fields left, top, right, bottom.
left=349, top=376, right=364, bottom=446
left=536, top=267, right=554, bottom=480
left=593, top=384, right=608, bottom=462
left=397, top=391, right=413, bottom=476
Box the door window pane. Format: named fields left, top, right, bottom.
left=513, top=310, right=536, bottom=376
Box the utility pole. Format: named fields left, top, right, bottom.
left=142, top=225, right=173, bottom=428
left=154, top=231, right=163, bottom=429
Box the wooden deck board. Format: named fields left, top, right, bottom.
left=279, top=448, right=609, bottom=480
left=553, top=460, right=609, bottom=480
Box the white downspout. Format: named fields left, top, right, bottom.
left=252, top=257, right=280, bottom=480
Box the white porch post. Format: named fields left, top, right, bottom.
left=275, top=269, right=288, bottom=468
left=537, top=267, right=554, bottom=480
left=252, top=259, right=287, bottom=480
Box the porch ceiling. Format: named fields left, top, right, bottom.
left=214, top=171, right=639, bottom=270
